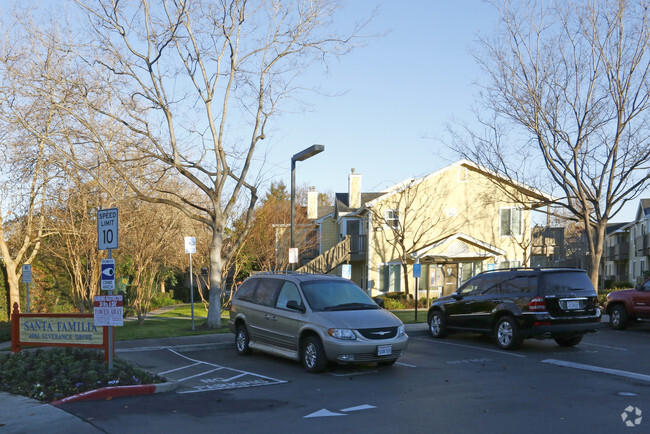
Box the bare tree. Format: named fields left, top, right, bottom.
left=42, top=0, right=368, bottom=328
left=448, top=0, right=650, bottom=288
left=369, top=178, right=443, bottom=298
left=0, top=14, right=62, bottom=312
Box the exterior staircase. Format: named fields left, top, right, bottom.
left=297, top=235, right=351, bottom=274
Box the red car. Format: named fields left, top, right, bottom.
left=604, top=279, right=650, bottom=329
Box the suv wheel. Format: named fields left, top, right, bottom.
left=428, top=310, right=447, bottom=338
left=495, top=316, right=523, bottom=350
left=302, top=336, right=328, bottom=373
left=609, top=305, right=628, bottom=330
left=554, top=336, right=583, bottom=347
left=235, top=325, right=252, bottom=355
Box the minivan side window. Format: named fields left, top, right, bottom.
left=253, top=278, right=284, bottom=306
left=275, top=282, right=304, bottom=311
left=235, top=279, right=260, bottom=302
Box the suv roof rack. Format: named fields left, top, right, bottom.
left=477, top=266, right=582, bottom=274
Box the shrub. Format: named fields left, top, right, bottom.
left=0, top=321, right=10, bottom=342
left=0, top=347, right=165, bottom=402
left=150, top=292, right=182, bottom=310
left=383, top=298, right=406, bottom=310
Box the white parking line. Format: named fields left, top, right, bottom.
left=158, top=362, right=203, bottom=375
left=581, top=342, right=628, bottom=351
left=415, top=337, right=527, bottom=358
left=542, top=359, right=650, bottom=383
left=167, top=349, right=287, bottom=388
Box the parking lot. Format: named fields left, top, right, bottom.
left=60, top=323, right=650, bottom=433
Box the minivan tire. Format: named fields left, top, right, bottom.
left=235, top=324, right=252, bottom=355
left=495, top=316, right=523, bottom=350
left=302, top=336, right=328, bottom=373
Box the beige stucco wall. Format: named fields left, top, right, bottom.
left=366, top=163, right=534, bottom=296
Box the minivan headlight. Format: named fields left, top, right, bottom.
left=328, top=328, right=357, bottom=340
left=397, top=324, right=406, bottom=337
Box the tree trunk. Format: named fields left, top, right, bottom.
left=206, top=226, right=224, bottom=329
left=2, top=258, right=21, bottom=313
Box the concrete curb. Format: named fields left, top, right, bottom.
left=50, top=381, right=178, bottom=406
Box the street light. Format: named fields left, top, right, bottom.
left=291, top=144, right=324, bottom=270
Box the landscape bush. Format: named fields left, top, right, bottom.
left=0, top=347, right=164, bottom=402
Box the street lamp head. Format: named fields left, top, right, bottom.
left=292, top=144, right=324, bottom=162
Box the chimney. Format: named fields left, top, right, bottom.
left=307, top=188, right=318, bottom=220
left=348, top=168, right=362, bottom=209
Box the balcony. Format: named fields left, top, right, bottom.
left=606, top=242, right=629, bottom=261
left=635, top=234, right=650, bottom=256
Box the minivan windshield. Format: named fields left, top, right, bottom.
left=301, top=280, right=379, bottom=312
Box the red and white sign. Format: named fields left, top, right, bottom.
left=93, top=295, right=123, bottom=326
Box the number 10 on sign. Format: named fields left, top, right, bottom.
left=97, top=208, right=119, bottom=251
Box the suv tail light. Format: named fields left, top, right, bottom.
left=529, top=296, right=547, bottom=312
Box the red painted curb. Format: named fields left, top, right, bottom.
left=51, top=384, right=156, bottom=406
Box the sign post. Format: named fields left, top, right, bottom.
left=185, top=237, right=196, bottom=331
left=22, top=264, right=32, bottom=313
left=413, top=261, right=421, bottom=321
left=97, top=208, right=119, bottom=369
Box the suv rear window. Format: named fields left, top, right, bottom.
left=540, top=272, right=595, bottom=294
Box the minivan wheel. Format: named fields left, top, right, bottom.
left=609, top=305, right=628, bottom=330
left=302, top=336, right=328, bottom=373
left=428, top=310, right=447, bottom=338
left=495, top=316, right=522, bottom=350
left=554, top=336, right=583, bottom=347
left=235, top=325, right=252, bottom=355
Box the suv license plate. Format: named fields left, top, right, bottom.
left=566, top=301, right=581, bottom=310
left=377, top=345, right=392, bottom=356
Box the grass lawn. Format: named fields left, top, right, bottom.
left=391, top=310, right=428, bottom=324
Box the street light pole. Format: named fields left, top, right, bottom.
left=291, top=144, right=324, bottom=270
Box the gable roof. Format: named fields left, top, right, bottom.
left=365, top=159, right=554, bottom=209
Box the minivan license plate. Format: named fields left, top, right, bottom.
left=566, top=301, right=580, bottom=310
left=377, top=345, right=392, bottom=356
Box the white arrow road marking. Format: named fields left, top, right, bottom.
left=341, top=404, right=376, bottom=412
left=305, top=409, right=346, bottom=418
left=305, top=404, right=376, bottom=418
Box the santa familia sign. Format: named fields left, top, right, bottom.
left=10, top=303, right=111, bottom=361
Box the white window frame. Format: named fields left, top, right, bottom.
left=385, top=209, right=399, bottom=230
left=500, top=207, right=523, bottom=237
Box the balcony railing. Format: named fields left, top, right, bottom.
left=606, top=242, right=629, bottom=261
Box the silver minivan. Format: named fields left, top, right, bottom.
left=228, top=273, right=408, bottom=373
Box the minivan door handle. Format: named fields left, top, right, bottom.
left=492, top=299, right=501, bottom=304
left=264, top=314, right=277, bottom=321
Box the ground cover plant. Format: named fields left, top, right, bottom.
left=0, top=347, right=164, bottom=402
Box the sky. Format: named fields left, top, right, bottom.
left=260, top=0, right=640, bottom=223
left=264, top=1, right=499, bottom=194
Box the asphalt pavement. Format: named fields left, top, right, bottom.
left=0, top=318, right=430, bottom=434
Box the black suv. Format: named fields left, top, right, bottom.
left=427, top=268, right=601, bottom=349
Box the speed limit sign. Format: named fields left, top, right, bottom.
left=97, top=208, right=119, bottom=250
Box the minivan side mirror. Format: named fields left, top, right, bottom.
left=286, top=300, right=306, bottom=313
left=373, top=297, right=385, bottom=308
left=452, top=293, right=463, bottom=300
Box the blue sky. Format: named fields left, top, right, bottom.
left=261, top=0, right=640, bottom=222
left=264, top=1, right=499, bottom=194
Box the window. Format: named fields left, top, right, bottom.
left=275, top=281, right=304, bottom=311
left=379, top=264, right=401, bottom=292
left=385, top=209, right=399, bottom=229
left=458, top=167, right=468, bottom=182
left=499, top=260, right=522, bottom=269
left=254, top=279, right=284, bottom=306
left=500, top=208, right=522, bottom=236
